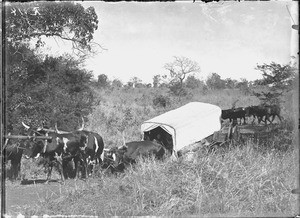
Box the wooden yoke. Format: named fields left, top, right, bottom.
left=4, top=135, right=52, bottom=140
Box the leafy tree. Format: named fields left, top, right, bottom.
left=130, top=76, right=142, bottom=88
left=152, top=75, right=161, bottom=88
left=253, top=62, right=297, bottom=105
left=5, top=2, right=99, bottom=132
left=206, top=73, right=226, bottom=90
left=255, top=62, right=296, bottom=91
left=153, top=95, right=170, bottom=108
left=97, top=74, right=110, bottom=88
left=224, top=78, right=238, bottom=89
left=185, top=75, right=204, bottom=89
left=135, top=83, right=146, bottom=88
left=164, top=56, right=200, bottom=95
left=236, top=78, right=250, bottom=95
left=6, top=1, right=99, bottom=57
left=111, top=79, right=123, bottom=89
left=7, top=50, right=94, bottom=131
left=252, top=79, right=264, bottom=87
left=126, top=81, right=134, bottom=88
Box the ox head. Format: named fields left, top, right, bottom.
left=22, top=122, right=53, bottom=158
left=23, top=139, right=44, bottom=159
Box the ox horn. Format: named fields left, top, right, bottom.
left=55, top=123, right=63, bottom=134
left=77, top=117, right=85, bottom=131
left=54, top=123, right=71, bottom=134
left=22, top=122, right=30, bottom=130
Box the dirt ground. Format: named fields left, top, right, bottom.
left=2, top=179, right=85, bottom=216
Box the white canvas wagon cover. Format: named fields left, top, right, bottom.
left=141, top=102, right=222, bottom=152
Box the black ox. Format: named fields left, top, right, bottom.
left=2, top=140, right=27, bottom=181
left=221, top=107, right=246, bottom=125
left=104, top=140, right=167, bottom=173
left=245, top=105, right=282, bottom=124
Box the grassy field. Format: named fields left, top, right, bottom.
left=7, top=87, right=299, bottom=216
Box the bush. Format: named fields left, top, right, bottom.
left=153, top=95, right=170, bottom=108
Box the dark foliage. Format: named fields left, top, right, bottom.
left=6, top=1, right=99, bottom=57
left=206, top=73, right=226, bottom=90
left=7, top=46, right=94, bottom=132
left=153, top=95, right=170, bottom=108
left=252, top=62, right=296, bottom=105
left=5, top=2, right=99, bottom=132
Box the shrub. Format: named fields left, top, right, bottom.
left=153, top=95, right=170, bottom=108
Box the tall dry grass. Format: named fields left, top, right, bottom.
left=24, top=141, right=297, bottom=216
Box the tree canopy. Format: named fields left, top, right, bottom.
left=252, top=62, right=297, bottom=105
left=5, top=2, right=99, bottom=132
left=164, top=56, right=200, bottom=95
left=7, top=45, right=94, bottom=131
left=206, top=73, right=226, bottom=90
left=6, top=1, right=99, bottom=56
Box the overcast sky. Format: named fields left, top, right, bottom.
left=44, top=1, right=297, bottom=84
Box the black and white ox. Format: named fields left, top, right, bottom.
left=22, top=122, right=105, bottom=181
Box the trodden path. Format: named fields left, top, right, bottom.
left=2, top=179, right=87, bottom=216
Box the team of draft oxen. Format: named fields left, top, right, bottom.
left=3, top=103, right=282, bottom=182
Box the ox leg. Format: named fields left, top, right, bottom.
left=57, top=162, right=65, bottom=183
left=251, top=115, right=256, bottom=125
left=258, top=116, right=264, bottom=125
left=269, top=115, right=275, bottom=124
left=86, top=157, right=93, bottom=177
left=11, top=162, right=18, bottom=181
left=74, top=160, right=80, bottom=180
left=82, top=160, right=88, bottom=179
left=46, top=164, right=53, bottom=183
left=265, top=115, right=272, bottom=125
left=54, top=153, right=65, bottom=182
left=277, top=115, right=282, bottom=123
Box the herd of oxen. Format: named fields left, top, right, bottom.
left=2, top=104, right=282, bottom=183
left=221, top=104, right=282, bottom=125
left=2, top=121, right=169, bottom=182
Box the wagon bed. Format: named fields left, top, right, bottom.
left=179, top=124, right=278, bottom=157
left=212, top=124, right=277, bottom=143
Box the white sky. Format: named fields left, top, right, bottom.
left=42, top=1, right=297, bottom=84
